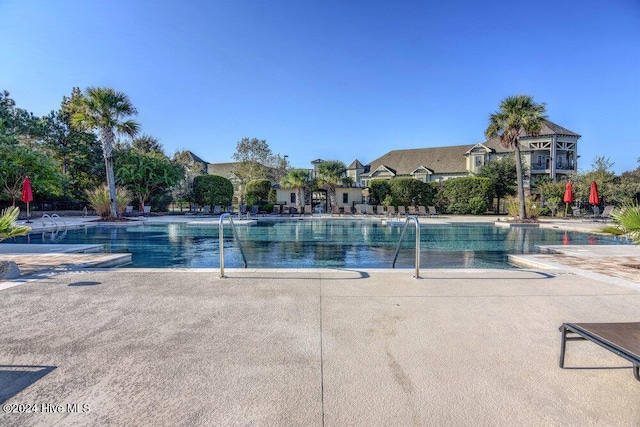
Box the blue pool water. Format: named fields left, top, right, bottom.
left=6, top=220, right=628, bottom=269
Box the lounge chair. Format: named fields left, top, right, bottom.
left=377, top=205, right=385, bottom=216
left=124, top=206, right=134, bottom=217
left=143, top=206, right=151, bottom=217
left=386, top=206, right=396, bottom=217
left=365, top=205, right=374, bottom=215
left=271, top=205, right=281, bottom=215
left=571, top=206, right=582, bottom=220
left=428, top=206, right=439, bottom=217
left=559, top=322, right=640, bottom=381
left=331, top=205, right=341, bottom=216
left=250, top=205, right=259, bottom=216
left=418, top=206, right=427, bottom=216
left=304, top=205, right=312, bottom=215
left=397, top=206, right=406, bottom=216
left=408, top=206, right=417, bottom=215
left=601, top=205, right=615, bottom=222
left=354, top=204, right=364, bottom=215
left=282, top=205, right=290, bottom=216
left=213, top=205, right=222, bottom=215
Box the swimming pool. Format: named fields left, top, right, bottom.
left=7, top=219, right=627, bottom=269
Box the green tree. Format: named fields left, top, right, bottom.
left=116, top=148, right=184, bottom=212
left=41, top=105, right=104, bottom=201
left=316, top=160, right=346, bottom=209
left=68, top=87, right=140, bottom=218
left=244, top=179, right=272, bottom=206
left=192, top=175, right=234, bottom=207
left=486, top=95, right=547, bottom=219
left=369, top=179, right=391, bottom=205
left=0, top=142, right=61, bottom=205
left=476, top=155, right=517, bottom=212
left=132, top=134, right=164, bottom=154
left=232, top=138, right=289, bottom=196
left=280, top=169, right=309, bottom=209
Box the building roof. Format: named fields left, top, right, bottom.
left=347, top=159, right=365, bottom=170
left=207, top=162, right=240, bottom=178
left=363, top=144, right=474, bottom=177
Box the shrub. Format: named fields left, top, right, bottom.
left=245, top=179, right=272, bottom=206
left=612, top=202, right=640, bottom=242
left=468, top=197, right=489, bottom=215
left=369, top=179, right=391, bottom=205
left=0, top=206, right=31, bottom=242
left=505, top=197, right=519, bottom=217
left=442, top=177, right=493, bottom=214
left=86, top=185, right=130, bottom=218
left=388, top=178, right=435, bottom=206
left=193, top=175, right=234, bottom=207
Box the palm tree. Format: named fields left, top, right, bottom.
left=69, top=87, right=140, bottom=218
left=281, top=169, right=309, bottom=210
left=485, top=95, right=547, bottom=219
left=317, top=160, right=346, bottom=209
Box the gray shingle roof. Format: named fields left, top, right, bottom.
left=363, top=144, right=474, bottom=176
left=207, top=162, right=240, bottom=178
left=347, top=159, right=364, bottom=170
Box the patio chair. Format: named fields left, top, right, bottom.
left=124, top=206, right=134, bottom=217
left=304, top=205, right=313, bottom=215
left=250, top=205, right=259, bottom=216
left=571, top=206, right=582, bottom=220
left=408, top=206, right=417, bottom=215
left=213, top=205, right=222, bottom=215
left=386, top=206, right=396, bottom=217
left=282, top=205, right=290, bottom=216
left=377, top=205, right=385, bottom=216
left=354, top=204, right=364, bottom=215
left=428, top=206, right=439, bottom=217
left=143, top=206, right=151, bottom=217
left=559, top=322, right=640, bottom=381
left=397, top=206, right=406, bottom=216
left=418, top=206, right=427, bottom=216
left=271, top=205, right=280, bottom=215
left=601, top=205, right=615, bottom=222
left=365, top=205, right=374, bottom=215
left=331, top=205, right=341, bottom=216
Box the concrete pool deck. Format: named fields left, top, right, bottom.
left=1, top=215, right=639, bottom=425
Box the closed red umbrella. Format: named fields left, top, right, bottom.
left=563, top=181, right=573, bottom=217
left=588, top=181, right=600, bottom=206
left=22, top=176, right=33, bottom=223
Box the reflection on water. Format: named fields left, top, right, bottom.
left=6, top=220, right=627, bottom=269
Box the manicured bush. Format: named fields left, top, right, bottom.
left=442, top=177, right=494, bottom=214
left=245, top=179, right=272, bottom=206
left=193, top=175, right=234, bottom=207
left=468, top=197, right=489, bottom=215
left=369, top=179, right=391, bottom=205
left=388, top=178, right=435, bottom=207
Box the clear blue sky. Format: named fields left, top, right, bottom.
left=2, top=0, right=639, bottom=174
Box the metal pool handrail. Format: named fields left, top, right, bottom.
left=391, top=215, right=421, bottom=279
left=218, top=213, right=247, bottom=278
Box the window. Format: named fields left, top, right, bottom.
left=343, top=193, right=348, bottom=204
left=475, top=155, right=483, bottom=167
left=290, top=193, right=296, bottom=203
left=537, top=155, right=542, bottom=167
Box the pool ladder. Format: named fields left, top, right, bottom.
left=218, top=213, right=247, bottom=278
left=392, top=215, right=422, bottom=279
left=41, top=213, right=67, bottom=232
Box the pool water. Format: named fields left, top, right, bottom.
left=7, top=220, right=627, bottom=269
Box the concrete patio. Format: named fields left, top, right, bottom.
left=1, top=267, right=639, bottom=426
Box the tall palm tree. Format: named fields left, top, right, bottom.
left=69, top=87, right=140, bottom=218
left=281, top=169, right=309, bottom=210
left=317, top=160, right=346, bottom=209
left=485, top=95, right=546, bottom=219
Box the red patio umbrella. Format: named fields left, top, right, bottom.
left=588, top=181, right=600, bottom=206
left=563, top=181, right=573, bottom=217
left=22, top=176, right=33, bottom=223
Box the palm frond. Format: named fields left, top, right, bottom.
left=0, top=206, right=31, bottom=242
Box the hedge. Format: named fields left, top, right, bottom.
left=192, top=175, right=234, bottom=207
